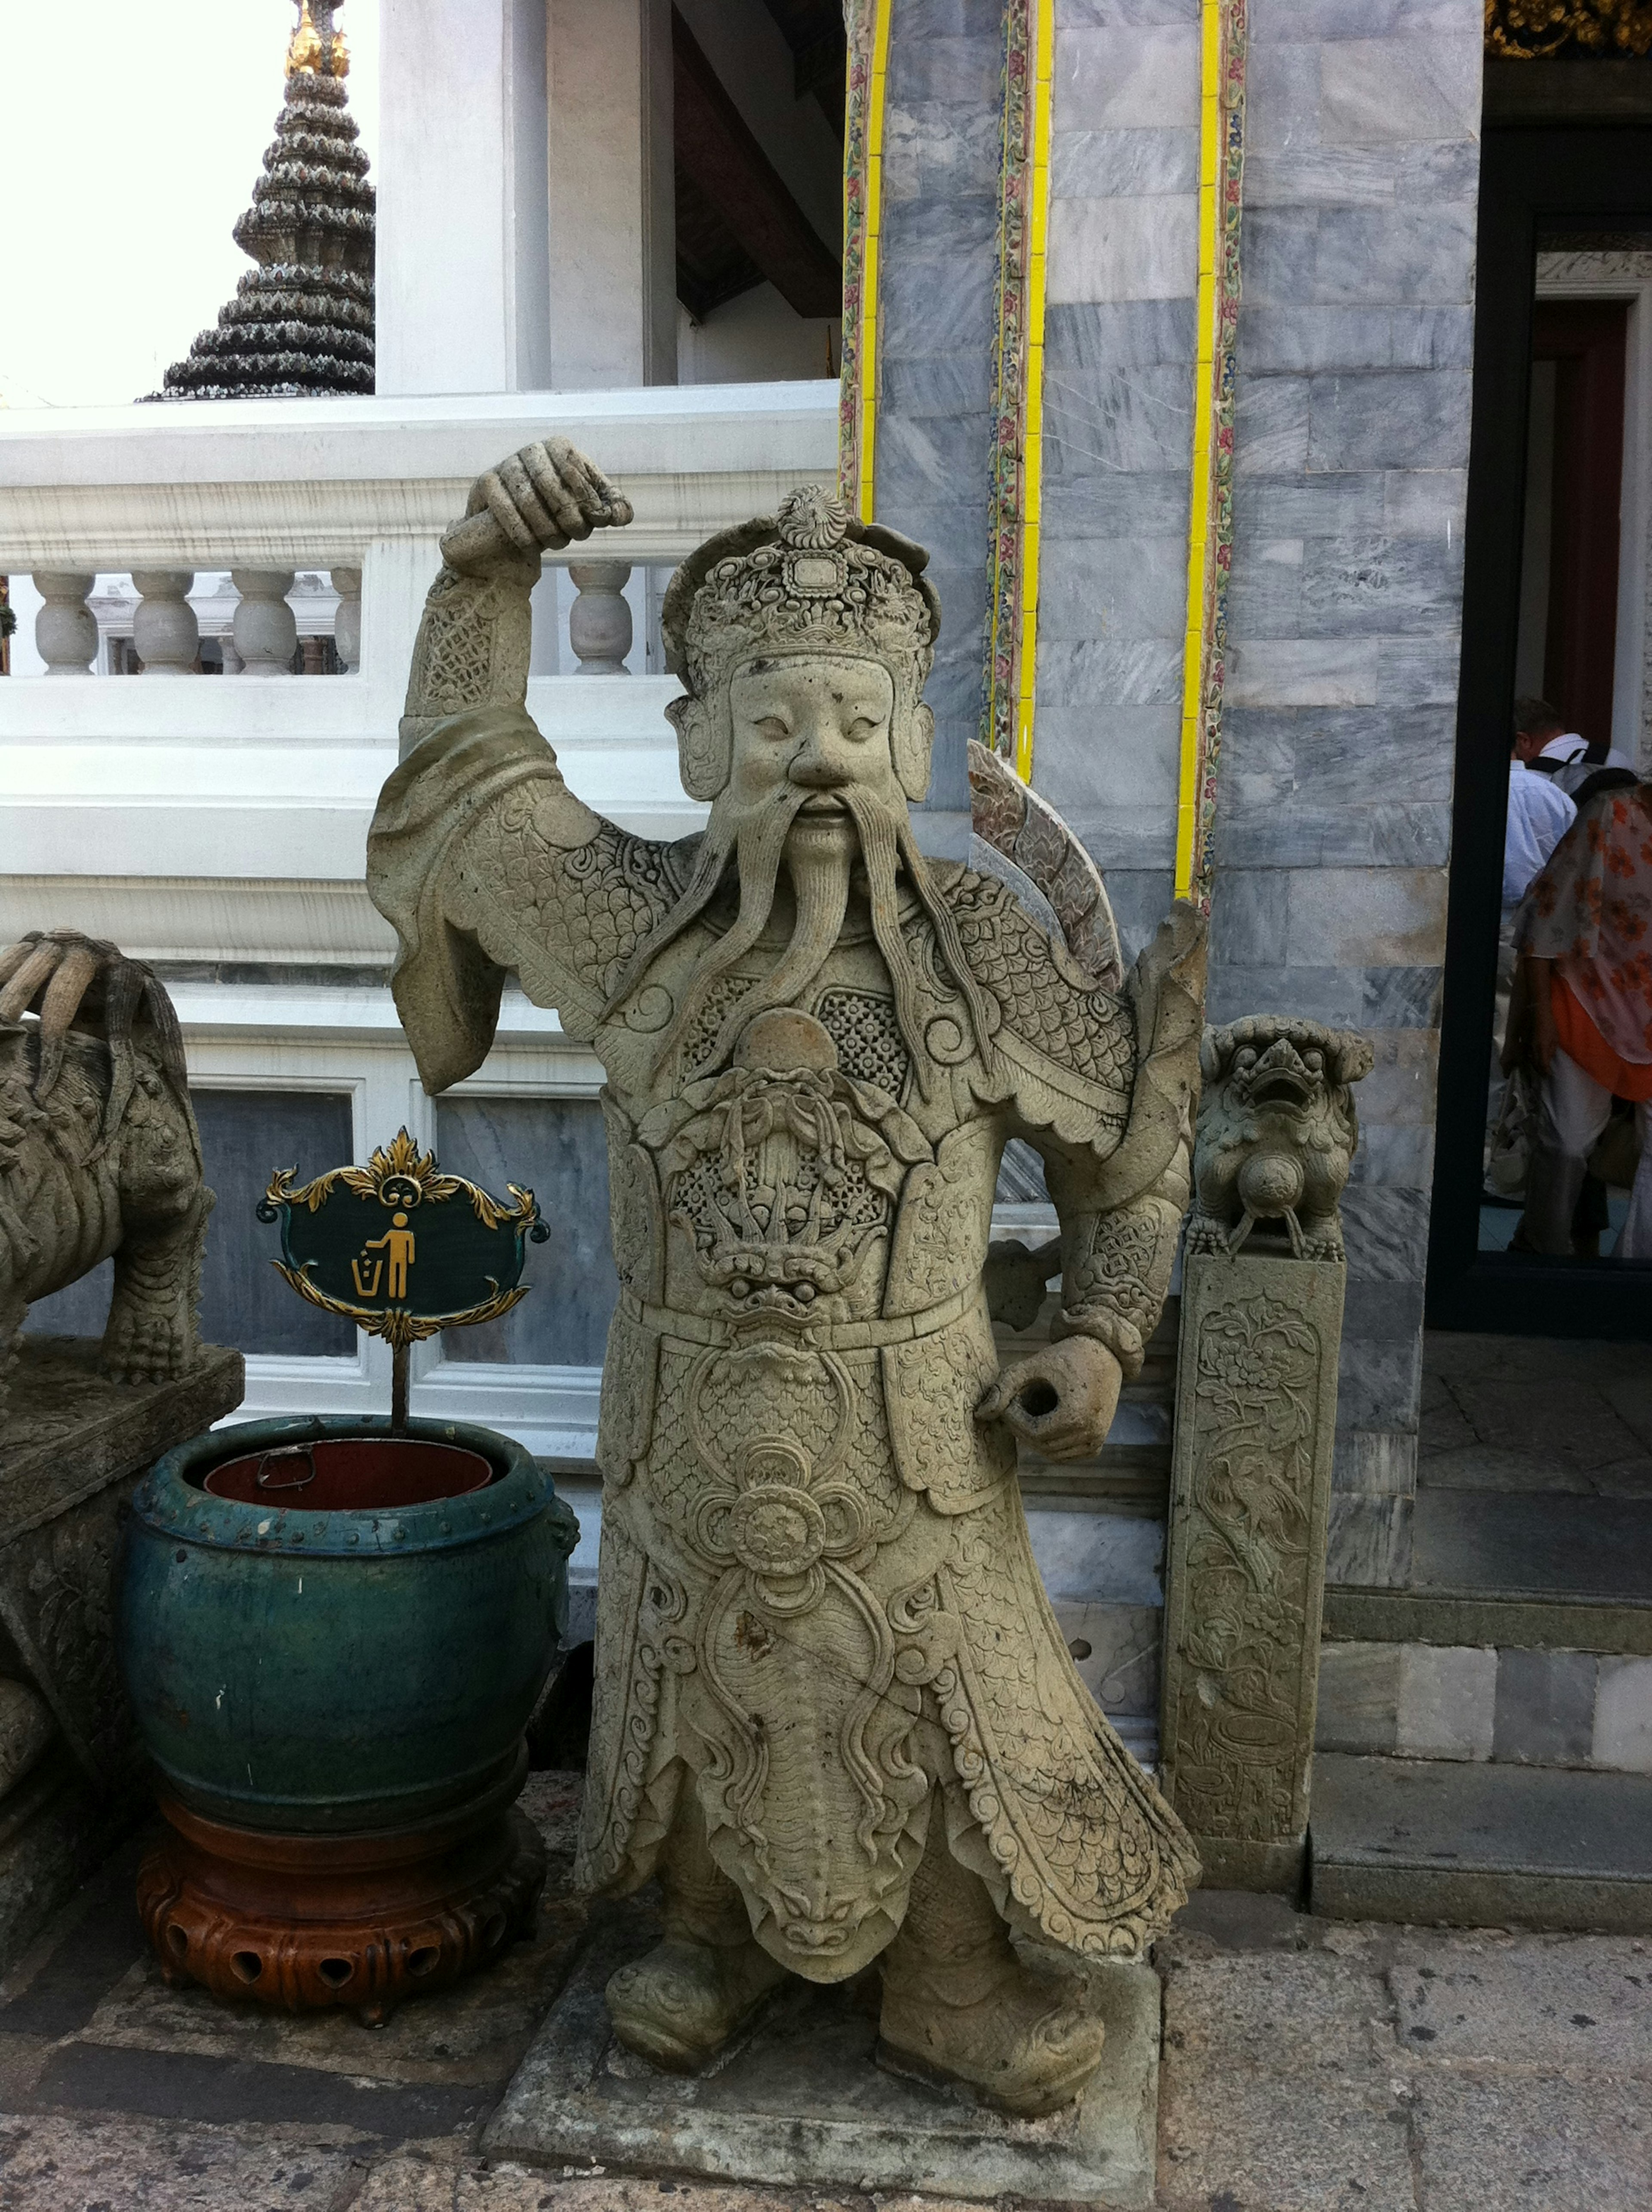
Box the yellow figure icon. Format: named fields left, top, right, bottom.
left=360, top=1212, right=416, bottom=1299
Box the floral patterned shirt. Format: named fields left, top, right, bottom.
left=1516, top=781, right=1652, bottom=1064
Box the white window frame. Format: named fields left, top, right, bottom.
left=177, top=987, right=607, bottom=1456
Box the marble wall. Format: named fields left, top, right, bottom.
left=975, top=0, right=1482, bottom=1589
left=1036, top=3, right=1202, bottom=959
left=1216, top=0, right=1481, bottom=1586
left=876, top=0, right=1006, bottom=830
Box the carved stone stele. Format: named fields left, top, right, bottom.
left=1160, top=1013, right=1369, bottom=1891
left=369, top=455, right=1209, bottom=2116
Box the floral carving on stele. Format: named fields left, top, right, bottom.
left=1162, top=1290, right=1326, bottom=1845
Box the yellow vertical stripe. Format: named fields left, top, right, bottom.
left=856, top=0, right=893, bottom=525
left=1014, top=0, right=1055, bottom=784
left=1175, top=0, right=1224, bottom=900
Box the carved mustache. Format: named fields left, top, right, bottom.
left=610, top=782, right=999, bottom=1094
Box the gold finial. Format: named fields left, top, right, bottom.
left=287, top=0, right=324, bottom=77
left=329, top=28, right=350, bottom=76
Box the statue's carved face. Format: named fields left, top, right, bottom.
left=727, top=655, right=904, bottom=824
left=623, top=648, right=989, bottom=1093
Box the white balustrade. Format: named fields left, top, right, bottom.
left=330, top=567, right=362, bottom=673
left=231, top=569, right=299, bottom=677
left=130, top=571, right=199, bottom=675
left=34, top=572, right=98, bottom=675
left=0, top=383, right=836, bottom=964
left=567, top=561, right=632, bottom=674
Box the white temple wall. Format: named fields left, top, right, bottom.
left=545, top=0, right=678, bottom=389
left=377, top=0, right=552, bottom=394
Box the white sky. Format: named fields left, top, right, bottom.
left=0, top=2, right=379, bottom=408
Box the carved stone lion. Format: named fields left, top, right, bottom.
left=1185, top=1016, right=1372, bottom=1263
left=0, top=932, right=212, bottom=1430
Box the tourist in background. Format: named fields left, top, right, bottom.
left=1512, top=775, right=1652, bottom=1260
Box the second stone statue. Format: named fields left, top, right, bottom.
left=367, top=440, right=1205, bottom=2116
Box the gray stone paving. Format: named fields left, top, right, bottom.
left=0, top=1793, right=1648, bottom=2210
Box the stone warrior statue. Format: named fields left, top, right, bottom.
left=368, top=441, right=1205, bottom=2114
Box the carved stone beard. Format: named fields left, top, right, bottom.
left=620, top=779, right=999, bottom=1097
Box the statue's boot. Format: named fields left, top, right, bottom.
left=604, top=1794, right=785, bottom=2072
left=877, top=1823, right=1106, bottom=2118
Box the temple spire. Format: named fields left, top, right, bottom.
left=150, top=0, right=374, bottom=400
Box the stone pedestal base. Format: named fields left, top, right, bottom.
left=0, top=1338, right=245, bottom=1971
left=0, top=1749, right=150, bottom=1967
left=484, top=1901, right=1161, bottom=2207
left=138, top=1787, right=545, bottom=2026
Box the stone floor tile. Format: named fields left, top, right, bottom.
left=1418, top=1339, right=1649, bottom=1478
left=1387, top=1929, right=1652, bottom=2071
left=1159, top=1947, right=1399, bottom=2072
left=354, top=2161, right=958, bottom=2212
left=1157, top=2056, right=1416, bottom=2212
left=1602, top=1374, right=1652, bottom=1452
left=0, top=2111, right=355, bottom=2209
left=1411, top=2066, right=1652, bottom=2211
left=1164, top=1887, right=1313, bottom=1953
left=348, top=2158, right=456, bottom=2210
left=1156, top=1947, right=1416, bottom=2210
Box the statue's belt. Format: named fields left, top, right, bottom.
left=618, top=1281, right=979, bottom=1351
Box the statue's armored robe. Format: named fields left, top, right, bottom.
left=370, top=706, right=1202, bottom=1976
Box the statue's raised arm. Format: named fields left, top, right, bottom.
left=368, top=440, right=676, bottom=1090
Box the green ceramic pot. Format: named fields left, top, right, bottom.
left=120, top=1416, right=579, bottom=1834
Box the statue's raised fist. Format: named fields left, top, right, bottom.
left=441, top=438, right=633, bottom=573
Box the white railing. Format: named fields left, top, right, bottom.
left=0, top=383, right=839, bottom=963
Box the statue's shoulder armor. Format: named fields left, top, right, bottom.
left=940, top=866, right=1136, bottom=1099
left=489, top=797, right=691, bottom=1002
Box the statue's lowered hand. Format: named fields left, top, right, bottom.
left=975, top=1336, right=1122, bottom=1462
left=441, top=437, right=635, bottom=572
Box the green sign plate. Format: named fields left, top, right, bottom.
left=258, top=1129, right=546, bottom=1346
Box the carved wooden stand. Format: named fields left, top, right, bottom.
left=137, top=1784, right=545, bottom=2023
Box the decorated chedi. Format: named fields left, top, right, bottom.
left=153, top=0, right=373, bottom=400
left=368, top=441, right=1206, bottom=2116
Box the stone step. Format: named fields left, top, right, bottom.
left=1325, top=1583, right=1652, bottom=1655
left=1309, top=1751, right=1652, bottom=1932
left=1411, top=1487, right=1652, bottom=1603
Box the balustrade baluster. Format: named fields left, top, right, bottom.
left=131, top=572, right=200, bottom=675
left=567, top=562, right=633, bottom=675
left=33, top=573, right=98, bottom=675
left=231, top=570, right=299, bottom=676
left=330, top=568, right=362, bottom=673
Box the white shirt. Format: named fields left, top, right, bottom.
left=1505, top=760, right=1576, bottom=908
left=1533, top=731, right=1637, bottom=797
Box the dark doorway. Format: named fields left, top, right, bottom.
left=1428, top=130, right=1652, bottom=1337
left=1524, top=300, right=1627, bottom=756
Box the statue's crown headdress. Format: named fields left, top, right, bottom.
left=661, top=485, right=940, bottom=704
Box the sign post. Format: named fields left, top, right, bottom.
left=258, top=1129, right=548, bottom=1430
